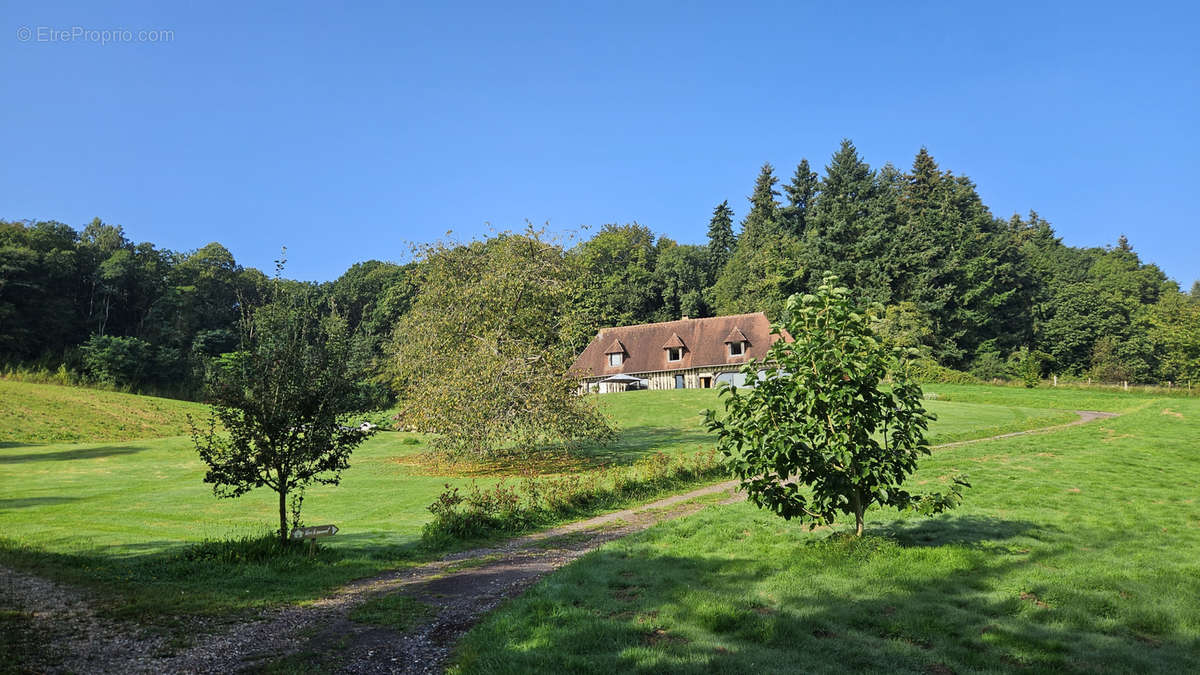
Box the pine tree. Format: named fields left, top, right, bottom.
left=705, top=200, right=736, bottom=280
left=739, top=163, right=781, bottom=250
left=808, top=139, right=888, bottom=302
left=1190, top=281, right=1200, bottom=300
left=780, top=159, right=819, bottom=237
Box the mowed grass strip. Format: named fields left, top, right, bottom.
left=450, top=398, right=1200, bottom=674
left=0, top=385, right=1088, bottom=621
left=0, top=380, right=210, bottom=444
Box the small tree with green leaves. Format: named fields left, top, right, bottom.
left=190, top=283, right=374, bottom=546
left=705, top=276, right=968, bottom=536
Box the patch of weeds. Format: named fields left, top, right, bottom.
left=349, top=594, right=434, bottom=633
left=423, top=450, right=726, bottom=541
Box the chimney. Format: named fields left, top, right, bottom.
left=681, top=315, right=689, bottom=321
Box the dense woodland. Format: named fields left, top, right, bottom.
left=2, top=140, right=1198, bottom=398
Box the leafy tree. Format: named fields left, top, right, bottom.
left=705, top=201, right=736, bottom=279
left=190, top=284, right=374, bottom=545
left=654, top=243, right=710, bottom=321
left=570, top=223, right=662, bottom=332
left=389, top=228, right=615, bottom=458
left=705, top=276, right=968, bottom=536
left=1144, top=292, right=1200, bottom=384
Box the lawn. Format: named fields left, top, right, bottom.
left=451, top=396, right=1200, bottom=673
left=0, top=383, right=1084, bottom=621
left=0, top=379, right=210, bottom=444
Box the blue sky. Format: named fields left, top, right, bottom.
left=3, top=1, right=1197, bottom=287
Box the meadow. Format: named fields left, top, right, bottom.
left=451, top=394, right=1200, bottom=673
left=0, top=381, right=1079, bottom=622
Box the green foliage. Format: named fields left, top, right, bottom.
left=704, top=200, right=736, bottom=279
left=905, top=359, right=980, bottom=384
left=388, top=228, right=615, bottom=458
left=705, top=276, right=967, bottom=535
left=1013, top=347, right=1052, bottom=388
left=422, top=451, right=724, bottom=541
left=190, top=284, right=374, bottom=545
left=80, top=334, right=157, bottom=388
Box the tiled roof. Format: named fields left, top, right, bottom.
left=662, top=333, right=686, bottom=349
left=571, top=312, right=789, bottom=378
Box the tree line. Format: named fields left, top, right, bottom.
left=2, top=139, right=1198, bottom=396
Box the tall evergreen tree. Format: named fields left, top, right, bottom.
left=808, top=139, right=890, bottom=303
left=739, top=163, right=781, bottom=249
left=780, top=159, right=819, bottom=237
left=705, top=200, right=736, bottom=280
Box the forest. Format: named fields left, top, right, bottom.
left=2, top=140, right=1197, bottom=398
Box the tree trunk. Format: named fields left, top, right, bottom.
left=278, top=487, right=289, bottom=546
left=851, top=489, right=864, bottom=537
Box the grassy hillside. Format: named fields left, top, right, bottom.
left=451, top=398, right=1200, bottom=673
left=0, top=386, right=1080, bottom=620
left=0, top=380, right=209, bottom=444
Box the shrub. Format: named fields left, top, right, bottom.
left=422, top=450, right=723, bottom=540
left=904, top=359, right=979, bottom=384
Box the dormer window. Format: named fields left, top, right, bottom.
left=608, top=352, right=623, bottom=366
left=724, top=326, right=749, bottom=358
left=603, top=337, right=627, bottom=367
left=661, top=332, right=687, bottom=364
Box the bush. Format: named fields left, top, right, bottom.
left=423, top=450, right=723, bottom=540
left=80, top=334, right=156, bottom=388
left=903, top=359, right=979, bottom=384
left=969, top=351, right=1014, bottom=381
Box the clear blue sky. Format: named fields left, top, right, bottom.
left=3, top=1, right=1197, bottom=287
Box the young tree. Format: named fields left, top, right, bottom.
left=190, top=284, right=374, bottom=545
left=705, top=276, right=968, bottom=536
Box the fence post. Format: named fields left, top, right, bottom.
left=1123, top=381, right=1128, bottom=392
left=1053, top=374, right=1058, bottom=387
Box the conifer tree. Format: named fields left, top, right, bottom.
left=739, top=163, right=781, bottom=249
left=780, top=159, right=819, bottom=237
left=808, top=139, right=889, bottom=303
left=705, top=200, right=736, bottom=280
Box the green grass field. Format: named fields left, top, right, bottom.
left=451, top=396, right=1200, bottom=673
left=0, top=379, right=210, bottom=444
left=0, top=382, right=1082, bottom=622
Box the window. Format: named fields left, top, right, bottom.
left=667, top=347, right=682, bottom=362
left=728, top=341, right=745, bottom=356
left=674, top=374, right=685, bottom=389
left=608, top=352, right=623, bottom=366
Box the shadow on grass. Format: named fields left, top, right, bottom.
left=880, top=515, right=1054, bottom=547
left=0, top=497, right=81, bottom=511
left=0, top=445, right=148, bottom=464
left=0, top=531, right=450, bottom=623
left=454, top=517, right=1200, bottom=674
left=576, top=426, right=712, bottom=466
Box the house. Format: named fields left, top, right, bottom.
left=570, top=312, right=789, bottom=393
